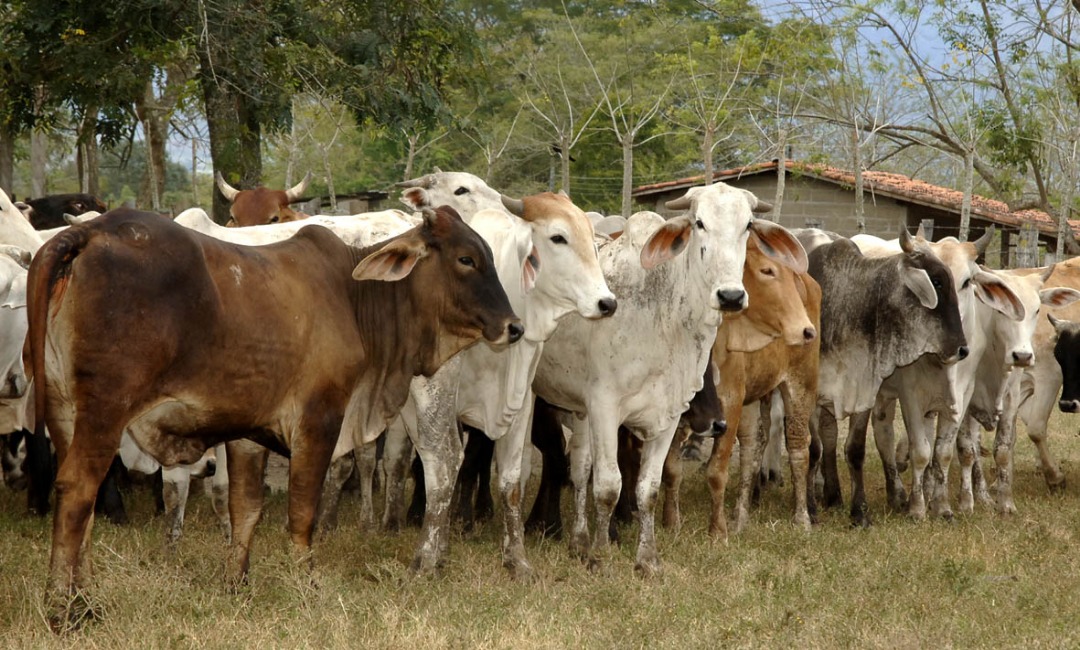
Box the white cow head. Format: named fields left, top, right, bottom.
left=397, top=171, right=505, bottom=222
left=0, top=189, right=44, bottom=254
left=994, top=265, right=1080, bottom=367
left=653, top=183, right=806, bottom=313
left=500, top=192, right=616, bottom=324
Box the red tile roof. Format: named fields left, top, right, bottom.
left=632, top=160, right=1080, bottom=237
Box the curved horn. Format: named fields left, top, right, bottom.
left=215, top=172, right=240, bottom=202
left=501, top=194, right=525, bottom=217
left=752, top=199, right=773, bottom=214
left=973, top=225, right=995, bottom=255
left=665, top=195, right=692, bottom=211
left=433, top=166, right=444, bottom=173
left=285, top=170, right=312, bottom=201
left=1041, top=263, right=1057, bottom=283
left=899, top=228, right=915, bottom=253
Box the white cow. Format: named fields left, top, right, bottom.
left=849, top=230, right=1024, bottom=521
left=359, top=192, right=615, bottom=576
left=174, top=207, right=418, bottom=247
left=0, top=189, right=45, bottom=253
left=533, top=183, right=806, bottom=575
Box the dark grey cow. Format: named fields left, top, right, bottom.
left=1051, top=315, right=1080, bottom=413
left=803, top=230, right=968, bottom=523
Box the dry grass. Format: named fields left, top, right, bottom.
left=5, top=412, right=1080, bottom=648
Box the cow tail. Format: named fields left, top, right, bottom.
left=25, top=227, right=94, bottom=515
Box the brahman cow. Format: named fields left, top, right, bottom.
left=801, top=230, right=968, bottom=524
left=534, top=183, right=806, bottom=576
left=848, top=229, right=1025, bottom=522
left=27, top=206, right=520, bottom=629
left=1053, top=315, right=1080, bottom=413
left=214, top=170, right=312, bottom=226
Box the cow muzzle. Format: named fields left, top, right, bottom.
left=1060, top=398, right=1080, bottom=413
left=716, top=288, right=748, bottom=312
left=0, top=373, right=27, bottom=399
left=1011, top=350, right=1034, bottom=367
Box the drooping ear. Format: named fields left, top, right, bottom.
left=972, top=270, right=1025, bottom=321
left=710, top=359, right=720, bottom=387
left=0, top=245, right=31, bottom=270
left=749, top=220, right=808, bottom=273
left=352, top=238, right=429, bottom=282
left=400, top=187, right=431, bottom=211
left=522, top=244, right=540, bottom=293
left=902, top=267, right=938, bottom=309
left=640, top=216, right=693, bottom=270
left=1041, top=286, right=1080, bottom=308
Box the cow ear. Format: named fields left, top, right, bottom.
left=352, top=239, right=429, bottom=282
left=710, top=359, right=721, bottom=387
left=1049, top=313, right=1067, bottom=332
left=640, top=216, right=692, bottom=270
left=522, top=244, right=540, bottom=293
left=400, top=187, right=430, bottom=211
left=749, top=220, right=808, bottom=273
left=902, top=267, right=938, bottom=309
left=1041, top=287, right=1080, bottom=308
left=0, top=246, right=31, bottom=270
left=972, top=270, right=1025, bottom=321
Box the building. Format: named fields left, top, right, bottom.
left=632, top=160, right=1080, bottom=267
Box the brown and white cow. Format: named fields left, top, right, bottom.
left=27, top=206, right=520, bottom=629
left=214, top=171, right=312, bottom=226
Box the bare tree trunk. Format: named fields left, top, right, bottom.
left=76, top=106, right=99, bottom=196
left=30, top=129, right=46, bottom=197
left=0, top=125, right=14, bottom=195
left=621, top=137, right=633, bottom=217
left=1058, top=138, right=1078, bottom=258
left=200, top=66, right=262, bottom=225
left=323, top=153, right=336, bottom=213
left=560, top=135, right=571, bottom=194
left=852, top=126, right=865, bottom=233
left=772, top=129, right=788, bottom=220
left=404, top=132, right=418, bottom=181
left=703, top=124, right=715, bottom=187
left=959, top=149, right=974, bottom=242
left=191, top=138, right=199, bottom=206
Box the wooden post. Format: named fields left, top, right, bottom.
left=1015, top=223, right=1039, bottom=268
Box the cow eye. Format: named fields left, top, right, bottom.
left=761, top=267, right=776, bottom=277
left=458, top=256, right=476, bottom=268
left=454, top=187, right=469, bottom=196
left=269, top=215, right=280, bottom=224
left=695, top=219, right=705, bottom=230
left=931, top=278, right=942, bottom=290
left=550, top=234, right=567, bottom=245
left=962, top=278, right=971, bottom=289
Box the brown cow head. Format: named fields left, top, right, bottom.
left=215, top=171, right=311, bottom=227
left=353, top=205, right=523, bottom=370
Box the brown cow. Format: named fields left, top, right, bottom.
left=215, top=171, right=312, bottom=226
left=28, top=206, right=520, bottom=630
left=660, top=236, right=821, bottom=540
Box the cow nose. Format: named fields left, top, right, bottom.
left=507, top=321, right=524, bottom=343
left=1012, top=351, right=1033, bottom=366
left=803, top=326, right=817, bottom=342
left=204, top=459, right=216, bottom=478
left=957, top=346, right=969, bottom=361
left=1060, top=399, right=1080, bottom=413
left=597, top=297, right=618, bottom=317
left=716, top=289, right=746, bottom=312
left=711, top=419, right=728, bottom=437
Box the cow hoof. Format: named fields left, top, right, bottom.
left=569, top=532, right=590, bottom=561
left=408, top=555, right=442, bottom=577
left=586, top=557, right=604, bottom=573
left=1047, top=477, right=1067, bottom=493
left=47, top=592, right=100, bottom=634
left=634, top=557, right=663, bottom=579
left=850, top=514, right=872, bottom=529
left=506, top=560, right=535, bottom=582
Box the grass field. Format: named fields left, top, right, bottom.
left=5, top=413, right=1080, bottom=648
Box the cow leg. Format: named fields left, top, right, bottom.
left=354, top=440, right=378, bottom=528
left=927, top=416, right=960, bottom=520
left=472, top=430, right=495, bottom=524
left=406, top=453, right=426, bottom=527
left=286, top=426, right=338, bottom=575
left=382, top=420, right=414, bottom=532
left=411, top=428, right=463, bottom=574
left=316, top=452, right=354, bottom=533
left=453, top=426, right=493, bottom=531
left=871, top=398, right=907, bottom=511
left=661, top=427, right=687, bottom=530
left=566, top=416, right=594, bottom=562
left=223, top=440, right=269, bottom=589
left=817, top=407, right=843, bottom=509
left=706, top=399, right=742, bottom=541
left=612, top=427, right=639, bottom=541
left=634, top=426, right=678, bottom=578
left=94, top=456, right=129, bottom=526
left=807, top=412, right=822, bottom=523
left=757, top=392, right=785, bottom=493
left=587, top=408, right=624, bottom=572
left=993, top=409, right=1019, bottom=516
left=956, top=416, right=979, bottom=515
left=162, top=465, right=193, bottom=546
left=781, top=382, right=813, bottom=532
left=494, top=394, right=535, bottom=580
left=845, top=410, right=872, bottom=528
left=901, top=404, right=934, bottom=521
left=525, top=397, right=567, bottom=539
left=210, top=444, right=231, bottom=543
left=1022, top=400, right=1066, bottom=491
left=46, top=426, right=120, bottom=629
left=26, top=427, right=54, bottom=516
left=733, top=403, right=761, bottom=535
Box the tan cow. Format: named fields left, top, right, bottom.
left=28, top=206, right=520, bottom=630
left=661, top=236, right=821, bottom=540
left=214, top=171, right=312, bottom=226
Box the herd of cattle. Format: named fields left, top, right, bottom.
left=3, top=171, right=1080, bottom=631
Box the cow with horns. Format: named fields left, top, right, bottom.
left=214, top=171, right=313, bottom=226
